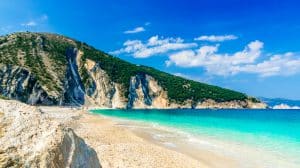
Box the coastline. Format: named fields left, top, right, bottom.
left=89, top=109, right=300, bottom=168
left=2, top=100, right=297, bottom=168
left=72, top=109, right=213, bottom=168
left=37, top=106, right=240, bottom=167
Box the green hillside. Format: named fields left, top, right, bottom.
left=0, top=32, right=251, bottom=104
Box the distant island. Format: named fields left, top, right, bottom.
left=0, top=32, right=266, bottom=109
left=260, top=97, right=300, bottom=109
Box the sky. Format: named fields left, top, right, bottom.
left=1, top=0, right=300, bottom=99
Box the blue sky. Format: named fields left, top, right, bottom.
left=1, top=0, right=300, bottom=99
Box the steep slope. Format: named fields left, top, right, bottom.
left=0, top=32, right=266, bottom=108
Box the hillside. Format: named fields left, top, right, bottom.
left=0, top=32, right=266, bottom=108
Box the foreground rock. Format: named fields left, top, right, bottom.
left=0, top=100, right=101, bottom=168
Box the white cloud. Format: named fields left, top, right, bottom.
left=166, top=40, right=300, bottom=77
left=21, top=21, right=37, bottom=27
left=112, top=33, right=300, bottom=77
left=124, top=27, right=145, bottom=34
left=111, top=35, right=197, bottom=58
left=194, top=35, right=238, bottom=42
left=235, top=53, right=300, bottom=77
left=21, top=14, right=48, bottom=27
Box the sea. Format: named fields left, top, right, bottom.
left=91, top=109, right=300, bottom=168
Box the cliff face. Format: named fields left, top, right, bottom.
left=0, top=32, right=267, bottom=109
left=63, top=48, right=85, bottom=106
left=127, top=74, right=169, bottom=109
left=0, top=100, right=101, bottom=168
left=0, top=64, right=56, bottom=105
left=83, top=59, right=126, bottom=108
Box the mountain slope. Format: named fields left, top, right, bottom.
left=0, top=32, right=266, bottom=108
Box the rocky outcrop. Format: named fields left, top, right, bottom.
left=0, top=100, right=101, bottom=168
left=44, top=128, right=101, bottom=168
left=127, top=73, right=169, bottom=109
left=119, top=74, right=267, bottom=109
left=83, top=59, right=127, bottom=108
left=0, top=64, right=57, bottom=105
left=194, top=99, right=267, bottom=109
left=0, top=57, right=266, bottom=109
left=63, top=48, right=85, bottom=106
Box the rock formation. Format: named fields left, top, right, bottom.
left=0, top=100, right=101, bottom=168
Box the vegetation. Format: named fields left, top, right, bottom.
left=78, top=41, right=248, bottom=103
left=0, top=32, right=249, bottom=104
left=0, top=94, right=8, bottom=100
left=0, top=32, right=72, bottom=92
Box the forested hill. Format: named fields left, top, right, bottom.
left=0, top=32, right=264, bottom=108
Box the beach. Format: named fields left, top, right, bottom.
left=72, top=110, right=235, bottom=168
left=89, top=109, right=300, bottom=168
left=38, top=106, right=300, bottom=168
left=38, top=106, right=240, bottom=168
left=1, top=100, right=299, bottom=168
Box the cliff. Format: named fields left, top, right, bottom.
left=0, top=100, right=101, bottom=168
left=0, top=32, right=266, bottom=109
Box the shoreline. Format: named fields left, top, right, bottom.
left=2, top=100, right=297, bottom=168
left=72, top=109, right=212, bottom=168
left=89, top=112, right=237, bottom=167
left=89, top=109, right=300, bottom=168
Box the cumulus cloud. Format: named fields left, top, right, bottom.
left=166, top=40, right=300, bottom=77
left=124, top=27, right=145, bottom=34
left=112, top=33, right=300, bottom=77
left=194, top=35, right=238, bottom=42
left=111, top=35, right=197, bottom=58
left=235, top=53, right=300, bottom=77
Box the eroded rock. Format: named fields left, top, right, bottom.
left=0, top=100, right=101, bottom=168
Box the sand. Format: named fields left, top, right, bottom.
left=73, top=112, right=209, bottom=168
left=34, top=106, right=299, bottom=168
left=36, top=106, right=248, bottom=168
left=34, top=106, right=209, bottom=167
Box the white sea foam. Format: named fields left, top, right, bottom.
left=163, top=142, right=177, bottom=148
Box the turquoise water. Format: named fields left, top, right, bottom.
left=91, top=109, right=300, bottom=164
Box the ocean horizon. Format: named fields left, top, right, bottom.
left=91, top=109, right=300, bottom=168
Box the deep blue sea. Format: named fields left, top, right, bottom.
left=91, top=109, right=300, bottom=166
